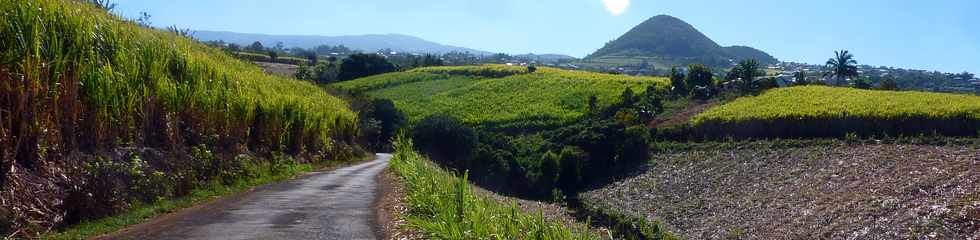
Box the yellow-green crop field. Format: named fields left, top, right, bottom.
left=691, top=86, right=980, bottom=138
left=1, top=0, right=357, bottom=158
left=332, top=65, right=670, bottom=128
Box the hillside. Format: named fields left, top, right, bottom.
left=691, top=86, right=980, bottom=138
left=0, top=0, right=359, bottom=236
left=196, top=30, right=491, bottom=55
left=331, top=65, right=669, bottom=128
left=587, top=15, right=777, bottom=68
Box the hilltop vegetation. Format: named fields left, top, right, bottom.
left=691, top=86, right=980, bottom=138
left=587, top=15, right=777, bottom=68
left=332, top=65, right=669, bottom=129
left=0, top=0, right=359, bottom=236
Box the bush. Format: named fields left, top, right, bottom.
left=537, top=151, right=560, bottom=195
left=557, top=146, right=585, bottom=194
left=337, top=53, right=397, bottom=81
left=412, top=114, right=478, bottom=170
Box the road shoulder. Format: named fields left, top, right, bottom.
left=376, top=168, right=424, bottom=240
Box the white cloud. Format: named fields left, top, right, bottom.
left=602, top=0, right=630, bottom=16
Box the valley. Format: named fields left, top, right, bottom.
left=1, top=0, right=978, bottom=239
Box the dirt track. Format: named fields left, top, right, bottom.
left=101, top=154, right=391, bottom=240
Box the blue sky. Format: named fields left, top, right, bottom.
left=115, top=0, right=979, bottom=74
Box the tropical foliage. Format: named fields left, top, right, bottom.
left=824, top=50, right=859, bottom=86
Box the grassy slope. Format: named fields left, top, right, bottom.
left=1, top=0, right=358, bottom=236
left=332, top=65, right=669, bottom=127
left=690, top=86, right=980, bottom=138
left=1, top=0, right=356, bottom=146
left=389, top=137, right=598, bottom=239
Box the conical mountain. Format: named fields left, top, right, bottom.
left=589, top=15, right=777, bottom=67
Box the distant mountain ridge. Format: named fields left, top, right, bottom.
left=195, top=30, right=492, bottom=55
left=588, top=15, right=777, bottom=67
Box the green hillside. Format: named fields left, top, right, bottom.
left=1, top=0, right=358, bottom=235
left=691, top=86, right=980, bottom=138
left=332, top=65, right=670, bottom=128
left=588, top=15, right=777, bottom=67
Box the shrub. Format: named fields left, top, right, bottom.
left=557, top=146, right=585, bottom=194
left=337, top=53, right=397, bottom=81
left=537, top=151, right=560, bottom=195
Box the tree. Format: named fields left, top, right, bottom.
left=294, top=63, right=312, bottom=80
left=412, top=114, right=478, bottom=170
left=853, top=77, right=871, bottom=89
left=686, top=64, right=714, bottom=99
left=879, top=77, right=899, bottom=90
left=635, top=85, right=664, bottom=123
left=267, top=50, right=279, bottom=63
left=527, top=64, right=537, bottom=73
left=824, top=50, right=859, bottom=86
left=557, top=146, right=585, bottom=194
left=733, top=59, right=761, bottom=92
left=538, top=151, right=560, bottom=194
left=369, top=99, right=406, bottom=148
left=794, top=70, right=810, bottom=85
left=312, top=62, right=339, bottom=83
left=247, top=41, right=265, bottom=52
left=669, top=67, right=687, bottom=96
left=337, top=54, right=397, bottom=81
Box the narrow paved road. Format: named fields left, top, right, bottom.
left=105, top=154, right=391, bottom=240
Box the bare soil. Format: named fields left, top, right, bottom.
left=584, top=141, right=980, bottom=239
left=376, top=168, right=424, bottom=240
left=254, top=62, right=300, bottom=77
left=649, top=100, right=717, bottom=128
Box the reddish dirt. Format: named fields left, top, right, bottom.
left=585, top=141, right=980, bottom=239
left=649, top=101, right=718, bottom=128
left=254, top=62, right=300, bottom=77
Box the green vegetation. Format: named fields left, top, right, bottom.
left=332, top=65, right=669, bottom=129
left=691, top=86, right=980, bottom=138
left=389, top=137, right=597, bottom=240
left=824, top=50, right=859, bottom=86
left=0, top=0, right=359, bottom=236
left=587, top=15, right=777, bottom=68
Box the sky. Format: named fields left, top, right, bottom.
left=115, top=0, right=979, bottom=74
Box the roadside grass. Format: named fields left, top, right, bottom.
left=42, top=156, right=369, bottom=240
left=389, top=136, right=598, bottom=240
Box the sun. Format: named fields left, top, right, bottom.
left=602, top=0, right=630, bottom=16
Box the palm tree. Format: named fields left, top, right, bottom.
left=824, top=50, right=859, bottom=86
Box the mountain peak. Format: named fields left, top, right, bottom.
left=589, top=15, right=777, bottom=67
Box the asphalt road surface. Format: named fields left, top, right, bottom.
left=104, top=154, right=391, bottom=240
